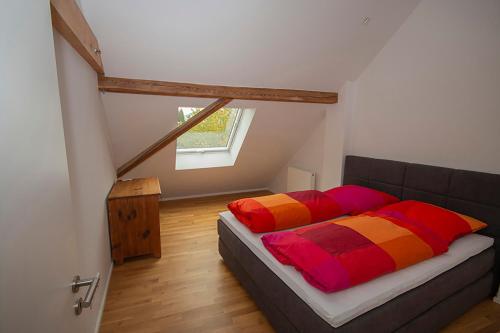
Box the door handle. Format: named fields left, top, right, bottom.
left=71, top=273, right=100, bottom=315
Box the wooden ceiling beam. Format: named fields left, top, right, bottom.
left=99, top=76, right=338, bottom=104
left=117, top=98, right=232, bottom=177
left=50, top=0, right=104, bottom=74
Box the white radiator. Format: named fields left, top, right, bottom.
left=287, top=167, right=316, bottom=192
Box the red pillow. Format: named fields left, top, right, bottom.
left=376, top=200, right=487, bottom=245
left=323, top=185, right=400, bottom=215
left=228, top=190, right=344, bottom=233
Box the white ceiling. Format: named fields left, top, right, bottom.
left=82, top=0, right=420, bottom=90
left=80, top=0, right=421, bottom=197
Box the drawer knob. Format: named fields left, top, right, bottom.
left=127, top=209, right=137, bottom=221
left=118, top=209, right=137, bottom=221
left=142, top=229, right=150, bottom=239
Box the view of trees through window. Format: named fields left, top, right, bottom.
left=177, top=107, right=240, bottom=150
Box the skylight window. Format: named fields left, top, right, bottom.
left=175, top=106, right=255, bottom=170
left=177, top=107, right=242, bottom=152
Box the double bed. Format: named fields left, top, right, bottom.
left=217, top=155, right=500, bottom=332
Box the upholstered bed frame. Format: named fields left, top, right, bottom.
left=218, top=155, right=500, bottom=332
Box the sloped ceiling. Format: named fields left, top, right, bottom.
left=81, top=0, right=421, bottom=197
left=103, top=95, right=326, bottom=197
left=83, top=0, right=420, bottom=90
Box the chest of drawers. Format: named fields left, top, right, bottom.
left=107, top=177, right=161, bottom=264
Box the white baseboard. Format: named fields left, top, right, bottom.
left=159, top=187, right=270, bottom=201
left=94, top=261, right=113, bottom=333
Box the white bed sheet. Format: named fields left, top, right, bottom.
left=219, top=211, right=494, bottom=328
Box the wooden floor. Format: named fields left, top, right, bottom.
left=100, top=191, right=500, bottom=333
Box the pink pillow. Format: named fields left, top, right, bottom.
left=323, top=185, right=399, bottom=215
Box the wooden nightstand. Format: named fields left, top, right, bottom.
left=107, top=177, right=162, bottom=264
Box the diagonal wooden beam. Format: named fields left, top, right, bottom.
left=50, top=0, right=104, bottom=74
left=99, top=76, right=338, bottom=104
left=117, top=98, right=232, bottom=177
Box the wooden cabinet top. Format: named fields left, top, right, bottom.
left=108, top=177, right=161, bottom=199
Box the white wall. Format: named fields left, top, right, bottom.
left=80, top=0, right=423, bottom=198
left=0, top=7, right=113, bottom=326
left=319, top=81, right=355, bottom=189
left=269, top=116, right=325, bottom=193
left=0, top=2, right=81, bottom=332
left=103, top=93, right=327, bottom=198
left=276, top=0, right=500, bottom=192
left=53, top=31, right=116, bottom=332
left=269, top=81, right=354, bottom=193
left=347, top=0, right=500, bottom=173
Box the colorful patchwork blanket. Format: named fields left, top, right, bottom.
left=261, top=212, right=450, bottom=293
left=228, top=190, right=343, bottom=233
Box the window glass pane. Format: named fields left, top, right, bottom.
left=177, top=107, right=240, bottom=150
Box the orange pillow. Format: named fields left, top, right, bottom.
left=228, top=190, right=343, bottom=233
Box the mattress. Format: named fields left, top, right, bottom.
left=219, top=211, right=494, bottom=328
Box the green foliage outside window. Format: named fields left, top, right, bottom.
left=177, top=107, right=239, bottom=149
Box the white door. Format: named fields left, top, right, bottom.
left=0, top=1, right=84, bottom=332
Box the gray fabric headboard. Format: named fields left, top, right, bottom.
left=342, top=155, right=500, bottom=293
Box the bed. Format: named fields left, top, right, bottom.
left=217, top=155, right=500, bottom=332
